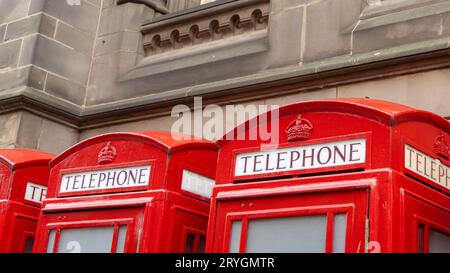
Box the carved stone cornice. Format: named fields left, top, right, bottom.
left=141, top=0, right=270, bottom=56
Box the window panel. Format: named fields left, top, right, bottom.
left=429, top=228, right=450, bottom=253
left=57, top=226, right=115, bottom=253
left=229, top=221, right=242, bottom=253
left=116, top=225, right=128, bottom=253
left=246, top=215, right=327, bottom=253
left=24, top=237, right=35, bottom=253
left=333, top=214, right=347, bottom=253
left=184, top=233, right=196, bottom=253
left=46, top=229, right=56, bottom=253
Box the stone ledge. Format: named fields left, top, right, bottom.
left=2, top=37, right=450, bottom=128
left=352, top=1, right=450, bottom=33
left=121, top=29, right=268, bottom=80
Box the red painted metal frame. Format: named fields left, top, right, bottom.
left=208, top=99, right=450, bottom=253
left=229, top=132, right=372, bottom=182
left=181, top=226, right=207, bottom=253
left=0, top=149, right=53, bottom=253
left=45, top=218, right=135, bottom=253
left=56, top=160, right=155, bottom=198
left=222, top=204, right=356, bottom=253
left=34, top=131, right=217, bottom=253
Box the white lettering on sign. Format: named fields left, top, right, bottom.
left=24, top=182, right=47, bottom=204
left=235, top=138, right=366, bottom=177
left=404, top=144, right=450, bottom=190
left=181, top=170, right=215, bottom=198
left=60, top=165, right=151, bottom=194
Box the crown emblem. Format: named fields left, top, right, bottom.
left=286, top=115, right=313, bottom=142
left=434, top=133, right=449, bottom=159
left=98, top=142, right=117, bottom=164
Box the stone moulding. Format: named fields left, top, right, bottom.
left=140, top=0, right=270, bottom=57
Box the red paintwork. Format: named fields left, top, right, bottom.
left=207, top=98, right=450, bottom=253
left=0, top=149, right=54, bottom=252
left=33, top=131, right=218, bottom=253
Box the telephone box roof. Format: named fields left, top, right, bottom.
left=50, top=131, right=218, bottom=167
left=218, top=98, right=450, bottom=146
left=0, top=149, right=54, bottom=170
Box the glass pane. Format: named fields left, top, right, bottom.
left=417, top=225, right=424, bottom=253
left=24, top=237, right=35, bottom=253
left=429, top=228, right=450, bottom=253
left=246, top=215, right=327, bottom=253
left=116, top=226, right=127, bottom=253
left=57, top=226, right=115, bottom=253
left=184, top=233, right=196, bottom=253
left=333, top=214, right=347, bottom=253
left=46, top=229, right=56, bottom=253
left=198, top=236, right=206, bottom=253
left=229, top=221, right=242, bottom=253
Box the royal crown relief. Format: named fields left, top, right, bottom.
left=98, top=142, right=117, bottom=164
left=286, top=115, right=313, bottom=142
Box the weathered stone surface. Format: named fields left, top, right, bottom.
left=442, top=11, right=450, bottom=36
left=15, top=111, right=43, bottom=149
left=45, top=73, right=86, bottom=105
left=33, top=35, right=91, bottom=85
left=44, top=0, right=100, bottom=33
left=303, top=0, right=360, bottom=62
left=55, top=22, right=95, bottom=56
left=0, top=66, right=29, bottom=90
left=266, top=5, right=303, bottom=68
left=0, top=24, right=5, bottom=42
left=0, top=0, right=30, bottom=24
left=337, top=68, right=450, bottom=117
left=37, top=119, right=79, bottom=154
left=4, top=14, right=41, bottom=41
left=99, top=4, right=148, bottom=36
left=39, top=14, right=57, bottom=38
left=29, top=0, right=46, bottom=15
left=95, top=31, right=141, bottom=56
left=353, top=13, right=442, bottom=53
left=87, top=0, right=102, bottom=7
left=0, top=40, right=22, bottom=69
left=0, top=112, right=21, bottom=147
left=19, top=34, right=38, bottom=66
left=264, top=88, right=337, bottom=106
left=28, top=65, right=47, bottom=90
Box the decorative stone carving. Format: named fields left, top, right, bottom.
left=141, top=0, right=270, bottom=56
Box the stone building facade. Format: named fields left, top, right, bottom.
left=0, top=0, right=449, bottom=154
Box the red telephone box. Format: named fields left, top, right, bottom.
left=33, top=131, right=217, bottom=253
left=0, top=149, right=54, bottom=253
left=207, top=98, right=450, bottom=253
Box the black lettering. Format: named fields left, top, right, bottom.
left=241, top=156, right=252, bottom=174
left=106, top=171, right=116, bottom=187
left=117, top=170, right=127, bottom=186
left=64, top=176, right=73, bottom=191
left=72, top=175, right=81, bottom=190
left=349, top=143, right=362, bottom=162
left=276, top=152, right=288, bottom=170
left=253, top=155, right=264, bottom=172
left=290, top=151, right=300, bottom=168
left=416, top=153, right=423, bottom=173
left=317, top=146, right=332, bottom=165
left=333, top=145, right=346, bottom=163
left=128, top=169, right=138, bottom=185
left=302, top=148, right=315, bottom=167
left=138, top=168, right=148, bottom=184
left=89, top=173, right=98, bottom=188
left=265, top=154, right=274, bottom=171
